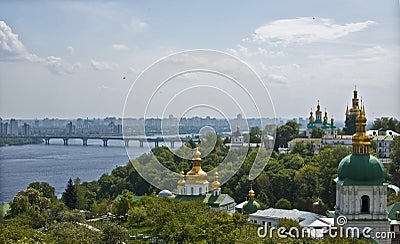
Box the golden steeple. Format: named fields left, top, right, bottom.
left=315, top=100, right=322, bottom=122
left=186, top=148, right=208, bottom=184
left=323, top=109, right=328, bottom=124
left=316, top=100, right=322, bottom=115
left=211, top=171, right=221, bottom=191
left=349, top=86, right=361, bottom=115
left=309, top=109, right=314, bottom=123
left=352, top=103, right=370, bottom=154
left=248, top=183, right=255, bottom=200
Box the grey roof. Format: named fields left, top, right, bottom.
left=249, top=208, right=325, bottom=227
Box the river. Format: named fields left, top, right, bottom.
left=0, top=139, right=173, bottom=203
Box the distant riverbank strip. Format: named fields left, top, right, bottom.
left=0, top=137, right=43, bottom=146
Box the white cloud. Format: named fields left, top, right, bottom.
left=90, top=59, right=117, bottom=71
left=266, top=74, right=288, bottom=84
left=46, top=56, right=81, bottom=75
left=129, top=18, right=148, bottom=32
left=67, top=46, right=75, bottom=55
left=0, top=20, right=40, bottom=62
left=251, top=17, right=375, bottom=46
left=112, top=44, right=129, bottom=51
left=227, top=44, right=287, bottom=59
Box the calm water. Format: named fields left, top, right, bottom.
left=0, top=139, right=172, bottom=203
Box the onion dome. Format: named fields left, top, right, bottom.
left=186, top=148, right=208, bottom=184
left=243, top=184, right=261, bottom=214
left=211, top=172, right=221, bottom=191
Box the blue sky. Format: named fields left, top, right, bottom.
left=0, top=1, right=399, bottom=121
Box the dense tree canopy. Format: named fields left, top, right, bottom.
left=2, top=131, right=395, bottom=243
left=371, top=117, right=400, bottom=132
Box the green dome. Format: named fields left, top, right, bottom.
left=337, top=154, right=386, bottom=186
left=243, top=199, right=261, bottom=214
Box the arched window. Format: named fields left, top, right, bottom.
left=199, top=187, right=202, bottom=194
left=191, top=187, right=194, bottom=195
left=361, top=195, right=370, bottom=213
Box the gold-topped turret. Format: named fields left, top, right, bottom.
left=316, top=100, right=322, bottom=118
left=349, top=87, right=361, bottom=115
left=323, top=110, right=328, bottom=124
left=211, top=171, right=221, bottom=191
left=352, top=103, right=370, bottom=154
left=248, top=184, right=255, bottom=200
left=186, top=148, right=208, bottom=184
left=309, top=110, right=314, bottom=123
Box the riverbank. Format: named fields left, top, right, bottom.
left=0, top=138, right=43, bottom=147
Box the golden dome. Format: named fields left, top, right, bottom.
left=186, top=148, right=208, bottom=184
left=323, top=111, right=328, bottom=123
left=211, top=171, right=221, bottom=190
left=316, top=101, right=322, bottom=115
left=248, top=183, right=255, bottom=200
left=309, top=111, right=314, bottom=123
left=193, top=147, right=202, bottom=161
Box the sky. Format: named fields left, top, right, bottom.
left=0, top=0, right=399, bottom=121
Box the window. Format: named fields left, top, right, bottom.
left=191, top=187, right=194, bottom=195
left=199, top=187, right=202, bottom=194
left=361, top=195, right=370, bottom=213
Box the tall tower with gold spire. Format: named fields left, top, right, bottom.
left=344, top=87, right=362, bottom=135
left=335, top=102, right=389, bottom=243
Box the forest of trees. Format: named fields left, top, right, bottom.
left=1, top=117, right=399, bottom=243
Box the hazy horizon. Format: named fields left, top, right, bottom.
left=1, top=1, right=399, bottom=120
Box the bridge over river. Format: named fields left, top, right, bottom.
left=2, top=134, right=200, bottom=148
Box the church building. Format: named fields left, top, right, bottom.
left=175, top=148, right=236, bottom=214
left=306, top=101, right=337, bottom=137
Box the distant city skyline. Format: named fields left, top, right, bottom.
left=0, top=1, right=399, bottom=120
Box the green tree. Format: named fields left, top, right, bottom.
left=371, top=117, right=400, bottom=131
left=277, top=218, right=301, bottom=230
left=311, top=128, right=324, bottom=138
left=101, top=222, right=127, bottom=244
left=344, top=114, right=357, bottom=135
left=390, top=136, right=400, bottom=164
left=275, top=198, right=291, bottom=209
left=128, top=206, right=147, bottom=228
left=27, top=182, right=56, bottom=202
left=249, top=126, right=262, bottom=143
left=274, top=120, right=300, bottom=151
left=112, top=189, right=134, bottom=218
left=294, top=164, right=322, bottom=200
left=62, top=178, right=77, bottom=210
